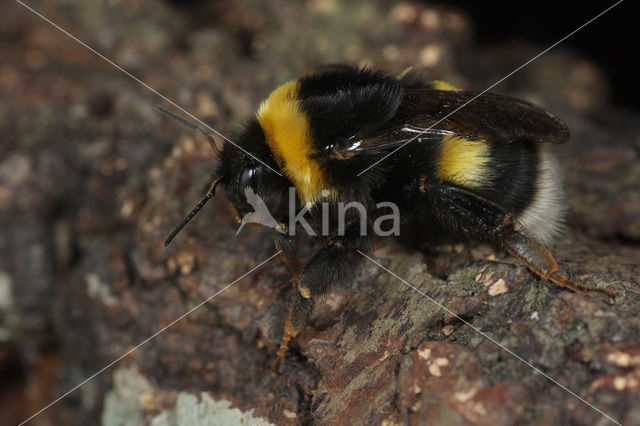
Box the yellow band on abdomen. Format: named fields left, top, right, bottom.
left=436, top=135, right=491, bottom=188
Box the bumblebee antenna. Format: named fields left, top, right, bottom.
left=155, top=105, right=223, bottom=156
left=164, top=175, right=226, bottom=247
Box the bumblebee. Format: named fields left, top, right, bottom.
left=160, top=65, right=611, bottom=373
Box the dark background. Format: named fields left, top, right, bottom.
left=450, top=0, right=636, bottom=109
left=171, top=0, right=636, bottom=108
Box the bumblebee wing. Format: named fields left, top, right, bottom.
left=329, top=126, right=447, bottom=159
left=330, top=89, right=568, bottom=159
left=403, top=89, right=569, bottom=144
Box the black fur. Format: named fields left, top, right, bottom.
left=480, top=140, right=539, bottom=215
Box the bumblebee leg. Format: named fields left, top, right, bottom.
left=271, top=222, right=372, bottom=373
left=297, top=220, right=372, bottom=300
left=270, top=293, right=314, bottom=373
left=274, top=221, right=301, bottom=288
left=423, top=182, right=611, bottom=298
left=501, top=231, right=612, bottom=298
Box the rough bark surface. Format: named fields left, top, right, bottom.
left=1, top=1, right=638, bottom=425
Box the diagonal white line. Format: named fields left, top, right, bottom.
left=14, top=0, right=283, bottom=177
left=358, top=250, right=622, bottom=426
left=18, top=250, right=282, bottom=426
left=357, top=0, right=625, bottom=176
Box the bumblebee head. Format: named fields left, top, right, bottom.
left=217, top=121, right=291, bottom=223
left=159, top=105, right=291, bottom=246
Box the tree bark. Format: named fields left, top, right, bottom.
left=1, top=1, right=638, bottom=425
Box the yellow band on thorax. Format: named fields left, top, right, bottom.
left=257, top=80, right=330, bottom=205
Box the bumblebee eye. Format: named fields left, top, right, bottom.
left=238, top=167, right=256, bottom=192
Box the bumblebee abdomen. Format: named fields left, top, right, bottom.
left=425, top=136, right=563, bottom=244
